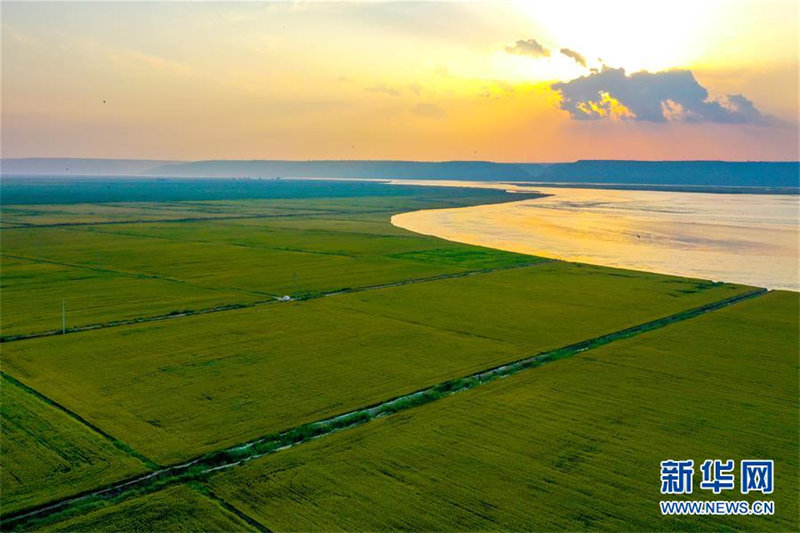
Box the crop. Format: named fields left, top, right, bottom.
left=208, top=291, right=799, bottom=531
left=0, top=376, right=147, bottom=514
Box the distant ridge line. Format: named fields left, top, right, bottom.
left=2, top=158, right=797, bottom=188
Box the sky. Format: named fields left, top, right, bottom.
left=2, top=0, right=798, bottom=162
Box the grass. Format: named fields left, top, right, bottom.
left=206, top=291, right=799, bottom=531
left=1, top=262, right=751, bottom=465
left=0, top=376, right=148, bottom=515
left=35, top=484, right=257, bottom=532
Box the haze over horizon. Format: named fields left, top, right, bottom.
left=2, top=1, right=798, bottom=162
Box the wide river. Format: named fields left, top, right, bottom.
left=391, top=183, right=799, bottom=291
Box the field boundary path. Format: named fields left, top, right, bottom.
left=200, top=488, right=272, bottom=532
left=1, top=287, right=768, bottom=530
left=0, top=260, right=549, bottom=343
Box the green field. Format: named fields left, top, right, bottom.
left=39, top=485, right=256, bottom=532
left=1, top=262, right=749, bottom=465
left=1, top=197, right=535, bottom=338
left=206, top=291, right=799, bottom=531
left=0, top=376, right=147, bottom=514
left=0, top=201, right=283, bottom=226
left=1, top=181, right=796, bottom=531
left=327, top=262, right=748, bottom=349
left=0, top=254, right=258, bottom=337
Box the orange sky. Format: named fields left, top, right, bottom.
left=2, top=1, right=798, bottom=161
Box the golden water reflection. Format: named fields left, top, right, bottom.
left=392, top=186, right=799, bottom=291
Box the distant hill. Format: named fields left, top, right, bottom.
left=142, top=160, right=549, bottom=181
left=1, top=158, right=549, bottom=181
left=0, top=158, right=177, bottom=176
left=2, top=158, right=797, bottom=189
left=540, top=160, right=799, bottom=188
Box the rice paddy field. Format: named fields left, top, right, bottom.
left=205, top=291, right=799, bottom=531
left=2, top=262, right=748, bottom=465
left=38, top=485, right=256, bottom=533
left=1, top=194, right=535, bottom=338
left=0, top=375, right=147, bottom=515
left=1, top=178, right=796, bottom=531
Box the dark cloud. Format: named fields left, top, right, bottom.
left=411, top=102, right=446, bottom=119
left=560, top=48, right=586, bottom=67
left=551, top=67, right=769, bottom=124
left=504, top=38, right=550, bottom=58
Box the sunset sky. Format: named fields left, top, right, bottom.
left=2, top=1, right=798, bottom=161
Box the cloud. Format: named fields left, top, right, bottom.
left=504, top=38, right=550, bottom=58
left=551, top=67, right=769, bottom=124
left=411, top=102, right=446, bottom=119
left=560, top=48, right=586, bottom=67
left=366, top=83, right=401, bottom=96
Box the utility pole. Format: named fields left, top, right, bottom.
left=62, top=299, right=66, bottom=334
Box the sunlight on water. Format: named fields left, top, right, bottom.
left=392, top=186, right=799, bottom=291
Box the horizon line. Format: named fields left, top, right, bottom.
left=3, top=157, right=799, bottom=164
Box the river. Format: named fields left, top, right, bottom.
left=391, top=184, right=799, bottom=291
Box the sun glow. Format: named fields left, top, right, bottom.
left=1, top=1, right=796, bottom=160
left=513, top=0, right=716, bottom=75
left=576, top=92, right=634, bottom=120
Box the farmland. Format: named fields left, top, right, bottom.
left=38, top=485, right=257, bottom=532
left=1, top=262, right=751, bottom=465
left=0, top=375, right=147, bottom=515
left=206, top=291, right=799, bottom=531
left=1, top=178, right=796, bottom=531
left=1, top=188, right=537, bottom=338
